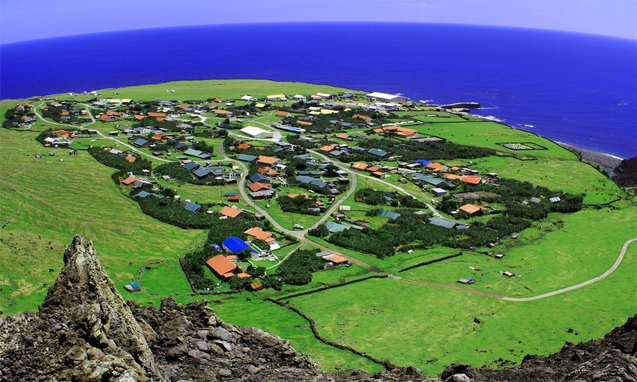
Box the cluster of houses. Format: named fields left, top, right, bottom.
left=41, top=129, right=78, bottom=147
left=180, top=160, right=239, bottom=183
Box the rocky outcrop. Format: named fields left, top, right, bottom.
left=439, top=102, right=482, bottom=109
left=1, top=235, right=636, bottom=381
left=0, top=236, right=331, bottom=381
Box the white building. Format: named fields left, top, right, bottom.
left=240, top=126, right=274, bottom=139
left=241, top=95, right=257, bottom=102
left=366, top=92, right=409, bottom=103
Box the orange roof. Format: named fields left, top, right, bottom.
left=151, top=133, right=164, bottom=140
left=219, top=206, right=243, bottom=218
left=451, top=166, right=462, bottom=171
left=215, top=109, right=230, bottom=115
left=147, top=112, right=166, bottom=118
left=276, top=110, right=290, bottom=117
left=121, top=176, right=139, bottom=185
left=179, top=104, right=190, bottom=109
left=156, top=117, right=165, bottom=122
left=221, top=272, right=235, bottom=279
left=329, top=255, right=349, bottom=264
left=460, top=204, right=485, bottom=215
left=335, top=133, right=349, bottom=139
left=237, top=272, right=252, bottom=279
left=257, top=155, right=281, bottom=165
left=245, top=227, right=274, bottom=241
left=372, top=171, right=386, bottom=177
left=366, top=165, right=381, bottom=172
left=134, top=115, right=145, bottom=121
left=257, top=167, right=279, bottom=176
left=444, top=173, right=462, bottom=181
left=351, top=162, right=369, bottom=170
left=227, top=195, right=240, bottom=202
left=352, top=114, right=371, bottom=121
left=206, top=255, right=238, bottom=276
left=460, top=176, right=482, bottom=185
left=99, top=115, right=109, bottom=121
left=60, top=111, right=70, bottom=116
left=237, top=143, right=251, bottom=150
left=426, top=162, right=447, bottom=172
left=378, top=126, right=417, bottom=137
left=319, top=145, right=335, bottom=152
left=248, top=182, right=271, bottom=192
left=51, top=129, right=72, bottom=138
left=298, top=121, right=313, bottom=126
left=124, top=155, right=137, bottom=163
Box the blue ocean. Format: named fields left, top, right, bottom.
left=1, top=23, right=635, bottom=158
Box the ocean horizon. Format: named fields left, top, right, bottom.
left=1, top=23, right=635, bottom=158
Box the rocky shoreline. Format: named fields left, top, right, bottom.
left=557, top=142, right=623, bottom=170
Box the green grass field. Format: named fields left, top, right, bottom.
left=2, top=80, right=636, bottom=376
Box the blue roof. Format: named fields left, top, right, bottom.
left=250, top=174, right=270, bottom=183
left=378, top=210, right=401, bottom=220
left=184, top=202, right=202, bottom=213
left=183, top=162, right=199, bottom=171
left=133, top=138, right=148, bottom=147
left=129, top=282, right=141, bottom=289
left=135, top=191, right=151, bottom=198
left=237, top=154, right=257, bottom=162
left=429, top=217, right=456, bottom=229
left=416, top=159, right=431, bottom=165
left=325, top=221, right=351, bottom=233
left=222, top=236, right=251, bottom=253
left=184, top=148, right=212, bottom=159
left=193, top=167, right=210, bottom=178
left=368, top=148, right=388, bottom=157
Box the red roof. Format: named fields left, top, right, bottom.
left=248, top=182, right=271, bottom=192
left=219, top=206, right=242, bottom=218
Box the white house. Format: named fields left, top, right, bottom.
left=240, top=126, right=274, bottom=139
left=366, top=92, right=409, bottom=103
left=241, top=95, right=257, bottom=102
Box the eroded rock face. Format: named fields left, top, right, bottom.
left=0, top=236, right=332, bottom=381
left=1, top=235, right=635, bottom=382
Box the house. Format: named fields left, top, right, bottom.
left=431, top=187, right=447, bottom=197
left=335, top=133, right=350, bottom=140
left=366, top=92, right=409, bottom=103
left=184, top=148, right=211, bottom=160
left=426, top=162, right=447, bottom=172
left=296, top=175, right=327, bottom=189
left=237, top=154, right=257, bottom=163
left=206, top=255, right=238, bottom=279
left=319, top=145, right=336, bottom=153
left=193, top=167, right=211, bottom=178
left=549, top=196, right=562, bottom=203
left=250, top=190, right=275, bottom=199
left=276, top=110, right=291, bottom=118
left=184, top=202, right=202, bottom=213
left=248, top=182, right=271, bottom=192
left=325, top=221, right=351, bottom=233
left=257, top=155, right=282, bottom=166
left=377, top=210, right=401, bottom=220
left=372, top=171, right=387, bottom=178
left=459, top=204, right=488, bottom=216
left=375, top=126, right=417, bottom=137
left=428, top=217, right=457, bottom=229
left=320, top=254, right=350, bottom=265
left=241, top=126, right=274, bottom=138
left=368, top=148, right=388, bottom=158
left=237, top=143, right=251, bottom=150
left=132, top=138, right=149, bottom=147
left=219, top=206, right=243, bottom=218
left=250, top=173, right=270, bottom=184
left=182, top=161, right=199, bottom=172
left=266, top=94, right=287, bottom=101
left=244, top=227, right=276, bottom=245
left=413, top=173, right=446, bottom=186
left=227, top=195, right=240, bottom=202
left=351, top=162, right=370, bottom=170
left=222, top=236, right=251, bottom=254
left=124, top=282, right=142, bottom=292
left=459, top=175, right=482, bottom=186
left=121, top=176, right=140, bottom=186
left=241, top=95, right=257, bottom=102
left=416, top=159, right=431, bottom=166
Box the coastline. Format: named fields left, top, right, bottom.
left=556, top=142, right=623, bottom=169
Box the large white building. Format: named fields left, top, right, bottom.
left=240, top=126, right=274, bottom=139
left=366, top=92, right=409, bottom=103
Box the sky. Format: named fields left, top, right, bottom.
left=1, top=0, right=636, bottom=44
